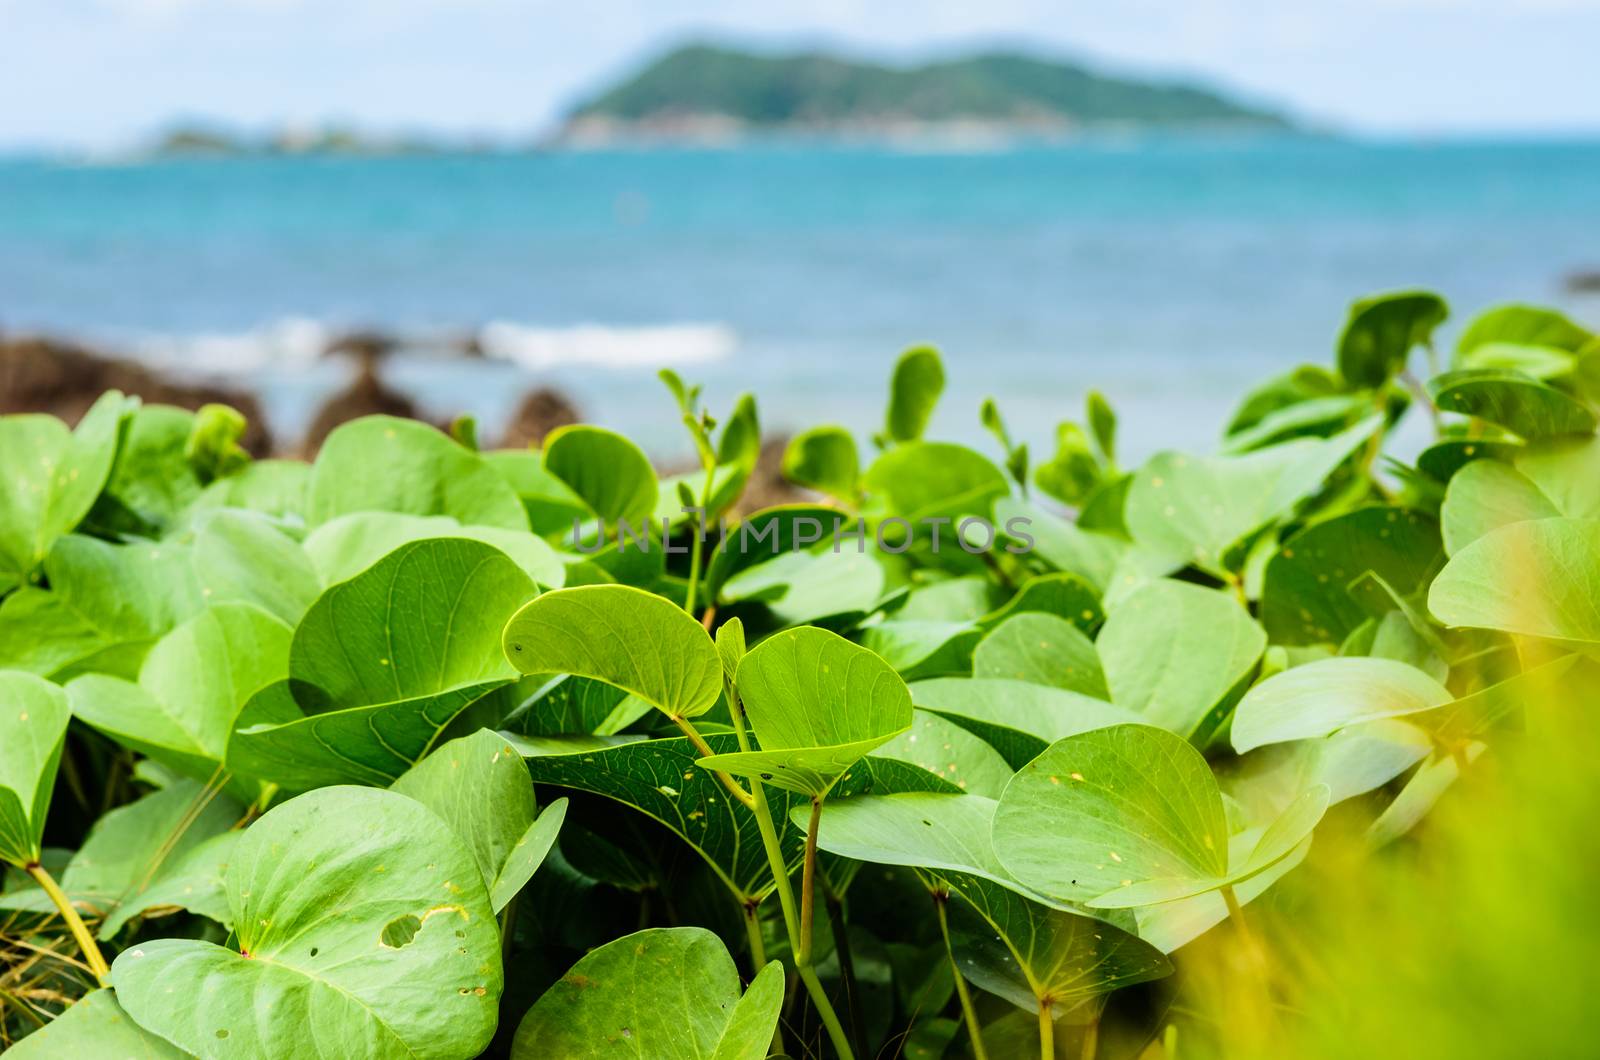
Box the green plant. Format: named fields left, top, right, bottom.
left=2, top=294, right=1598, bottom=1058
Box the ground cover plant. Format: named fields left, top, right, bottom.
left=1, top=292, right=1598, bottom=1058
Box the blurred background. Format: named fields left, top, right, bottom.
left=2, top=0, right=1598, bottom=460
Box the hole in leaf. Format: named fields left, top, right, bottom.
left=380, top=914, right=422, bottom=949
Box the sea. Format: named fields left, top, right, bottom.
left=2, top=136, right=1598, bottom=461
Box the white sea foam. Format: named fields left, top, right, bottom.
left=129, top=317, right=331, bottom=374
left=478, top=321, right=737, bottom=369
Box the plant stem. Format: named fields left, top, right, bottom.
left=671, top=716, right=755, bottom=810
left=743, top=900, right=787, bottom=1058
left=1038, top=1000, right=1055, bottom=1060
left=1221, top=884, right=1267, bottom=974
left=1079, top=1013, right=1099, bottom=1060
left=798, top=800, right=821, bottom=965
left=682, top=464, right=716, bottom=616
left=935, top=893, right=989, bottom=1060
left=26, top=863, right=109, bottom=985
left=747, top=778, right=853, bottom=1059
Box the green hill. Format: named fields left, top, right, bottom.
left=564, top=44, right=1291, bottom=140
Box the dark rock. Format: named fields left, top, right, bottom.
left=498, top=387, right=581, bottom=449
left=0, top=335, right=273, bottom=454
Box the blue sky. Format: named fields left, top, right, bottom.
left=3, top=0, right=1598, bottom=148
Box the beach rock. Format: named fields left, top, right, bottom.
left=733, top=435, right=805, bottom=516
left=1565, top=270, right=1600, bottom=294
left=498, top=387, right=581, bottom=449
left=0, top=335, right=273, bottom=454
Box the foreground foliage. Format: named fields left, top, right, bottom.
left=1, top=293, right=1597, bottom=1058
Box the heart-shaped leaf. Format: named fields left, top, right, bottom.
left=0, top=672, right=71, bottom=867
left=993, top=724, right=1327, bottom=908
left=1337, top=290, right=1448, bottom=387
left=1429, top=517, right=1600, bottom=642
left=502, top=584, right=721, bottom=720
left=698, top=627, right=913, bottom=797
left=391, top=729, right=567, bottom=912
left=1261, top=506, right=1442, bottom=644
left=511, top=927, right=784, bottom=1059
left=865, top=442, right=1009, bottom=525
left=885, top=345, right=945, bottom=444
left=1097, top=579, right=1263, bottom=744
left=1429, top=369, right=1596, bottom=440
left=1231, top=657, right=1453, bottom=753
left=782, top=426, right=860, bottom=500
left=113, top=786, right=502, bottom=1059
left=973, top=613, right=1107, bottom=698
left=68, top=603, right=291, bottom=789
left=542, top=425, right=658, bottom=528
left=308, top=415, right=528, bottom=529
left=229, top=538, right=533, bottom=788
left=0, top=392, right=130, bottom=590
left=874, top=709, right=1015, bottom=797
left=305, top=511, right=565, bottom=588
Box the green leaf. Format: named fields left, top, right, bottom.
left=230, top=539, right=532, bottom=788
left=1457, top=303, right=1593, bottom=356
left=391, top=729, right=566, bottom=912
left=502, top=585, right=721, bottom=719
left=718, top=545, right=887, bottom=628
left=1429, top=369, right=1596, bottom=441
left=782, top=426, right=860, bottom=499
left=875, top=709, right=1015, bottom=797
left=304, top=511, right=565, bottom=588
left=193, top=509, right=322, bottom=626
left=519, top=733, right=797, bottom=902
left=92, top=404, right=207, bottom=533
left=0, top=535, right=204, bottom=680
left=1261, top=506, right=1442, bottom=644
left=1087, top=390, right=1117, bottom=467
left=3, top=989, right=187, bottom=1060
left=1231, top=657, right=1453, bottom=753
left=910, top=678, right=1139, bottom=771
left=113, top=786, right=502, bottom=1060
left=865, top=442, right=1009, bottom=525
left=886, top=345, right=945, bottom=443
left=542, top=425, right=658, bottom=527
left=973, top=612, right=1107, bottom=699
left=1337, top=290, right=1448, bottom=387
left=185, top=402, right=252, bottom=484
left=511, top=927, right=784, bottom=1060
left=698, top=626, right=913, bottom=797
left=67, top=603, right=291, bottom=787
left=705, top=504, right=850, bottom=603
left=307, top=415, right=528, bottom=530
left=0, top=392, right=130, bottom=588
left=997, top=498, right=1124, bottom=591
left=993, top=724, right=1326, bottom=907
left=1439, top=460, right=1560, bottom=556
left=188, top=458, right=309, bottom=523
left=1125, top=418, right=1380, bottom=575
left=1097, top=580, right=1264, bottom=744
left=482, top=449, right=591, bottom=535
left=1428, top=517, right=1600, bottom=641
left=0, top=672, right=71, bottom=866
left=811, top=793, right=1170, bottom=1014
left=1459, top=341, right=1576, bottom=380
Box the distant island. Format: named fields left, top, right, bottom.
left=560, top=43, right=1293, bottom=145
left=150, top=125, right=461, bottom=159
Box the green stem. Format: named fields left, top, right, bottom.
left=748, top=778, right=853, bottom=1059
left=1039, top=1000, right=1055, bottom=1060
left=743, top=900, right=786, bottom=1057
left=1221, top=883, right=1267, bottom=974
left=682, top=464, right=716, bottom=616
left=935, top=893, right=988, bottom=1060
left=1080, top=1012, right=1099, bottom=1060
left=671, top=716, right=755, bottom=810
left=27, top=863, right=109, bottom=985
left=798, top=800, right=821, bottom=965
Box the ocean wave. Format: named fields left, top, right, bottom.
left=119, top=318, right=738, bottom=375
left=478, top=320, right=737, bottom=369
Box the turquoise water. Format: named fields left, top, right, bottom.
left=3, top=137, right=1598, bottom=456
